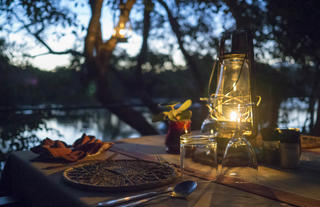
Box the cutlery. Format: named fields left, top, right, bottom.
left=97, top=180, right=197, bottom=207
left=117, top=180, right=197, bottom=207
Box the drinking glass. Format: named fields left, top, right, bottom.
left=219, top=105, right=258, bottom=183
left=180, top=133, right=218, bottom=181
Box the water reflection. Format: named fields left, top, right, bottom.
left=0, top=107, right=164, bottom=156
left=21, top=98, right=313, bottom=145
left=0, top=98, right=312, bottom=157
left=278, top=98, right=316, bottom=131
left=28, top=108, right=154, bottom=144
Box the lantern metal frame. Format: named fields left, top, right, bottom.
left=202, top=29, right=261, bottom=138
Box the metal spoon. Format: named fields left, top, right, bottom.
left=117, top=180, right=197, bottom=207
left=97, top=180, right=197, bottom=207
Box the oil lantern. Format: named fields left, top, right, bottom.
left=201, top=29, right=260, bottom=139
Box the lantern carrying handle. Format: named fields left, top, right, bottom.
left=207, top=59, right=217, bottom=98
left=255, top=96, right=262, bottom=107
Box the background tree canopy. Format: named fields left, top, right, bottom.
left=0, top=0, right=320, bottom=142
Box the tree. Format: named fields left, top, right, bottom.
left=0, top=0, right=159, bottom=135
left=2, top=0, right=310, bottom=136
left=83, top=0, right=159, bottom=135
left=266, top=0, right=320, bottom=134
left=0, top=0, right=224, bottom=135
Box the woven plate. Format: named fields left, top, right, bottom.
left=63, top=160, right=176, bottom=191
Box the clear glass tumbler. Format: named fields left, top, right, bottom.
left=180, top=133, right=218, bottom=181
left=220, top=132, right=258, bottom=183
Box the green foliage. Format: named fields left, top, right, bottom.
left=0, top=111, right=43, bottom=153
left=111, top=50, right=213, bottom=99
left=0, top=0, right=320, bottom=135
left=266, top=0, right=320, bottom=65
left=0, top=63, right=97, bottom=106
left=1, top=0, right=77, bottom=28
left=254, top=62, right=292, bottom=128
left=0, top=54, right=97, bottom=159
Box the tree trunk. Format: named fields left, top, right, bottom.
left=311, top=67, right=320, bottom=135
left=307, top=96, right=316, bottom=131
left=270, top=99, right=281, bottom=129
left=134, top=1, right=161, bottom=114
left=223, top=0, right=250, bottom=29
left=157, top=0, right=205, bottom=97
left=95, top=66, right=158, bottom=135
left=312, top=97, right=320, bottom=135
left=84, top=0, right=158, bottom=135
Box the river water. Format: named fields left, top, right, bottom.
left=0, top=98, right=315, bottom=155
left=21, top=107, right=166, bottom=145
left=0, top=106, right=166, bottom=169
left=278, top=97, right=317, bottom=130
left=27, top=98, right=314, bottom=142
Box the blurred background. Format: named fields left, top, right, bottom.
left=0, top=0, right=319, bottom=166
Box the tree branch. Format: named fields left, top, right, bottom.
left=13, top=11, right=83, bottom=57
left=83, top=0, right=157, bottom=135
left=85, top=0, right=104, bottom=60
left=136, top=1, right=151, bottom=79
left=223, top=0, right=244, bottom=29
left=157, top=0, right=204, bottom=97
left=133, top=1, right=161, bottom=114
left=100, top=0, right=136, bottom=54
left=109, top=1, right=162, bottom=115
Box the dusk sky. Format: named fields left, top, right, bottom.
left=0, top=1, right=246, bottom=71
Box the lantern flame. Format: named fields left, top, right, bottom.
left=230, top=111, right=238, bottom=122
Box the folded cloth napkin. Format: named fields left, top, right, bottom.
left=31, top=133, right=113, bottom=162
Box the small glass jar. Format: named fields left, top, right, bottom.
left=279, top=128, right=301, bottom=168
left=261, top=127, right=280, bottom=166
left=180, top=133, right=218, bottom=180
left=165, top=120, right=191, bottom=154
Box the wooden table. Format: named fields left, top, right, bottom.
left=2, top=135, right=320, bottom=207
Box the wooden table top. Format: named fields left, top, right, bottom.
left=2, top=135, right=320, bottom=207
